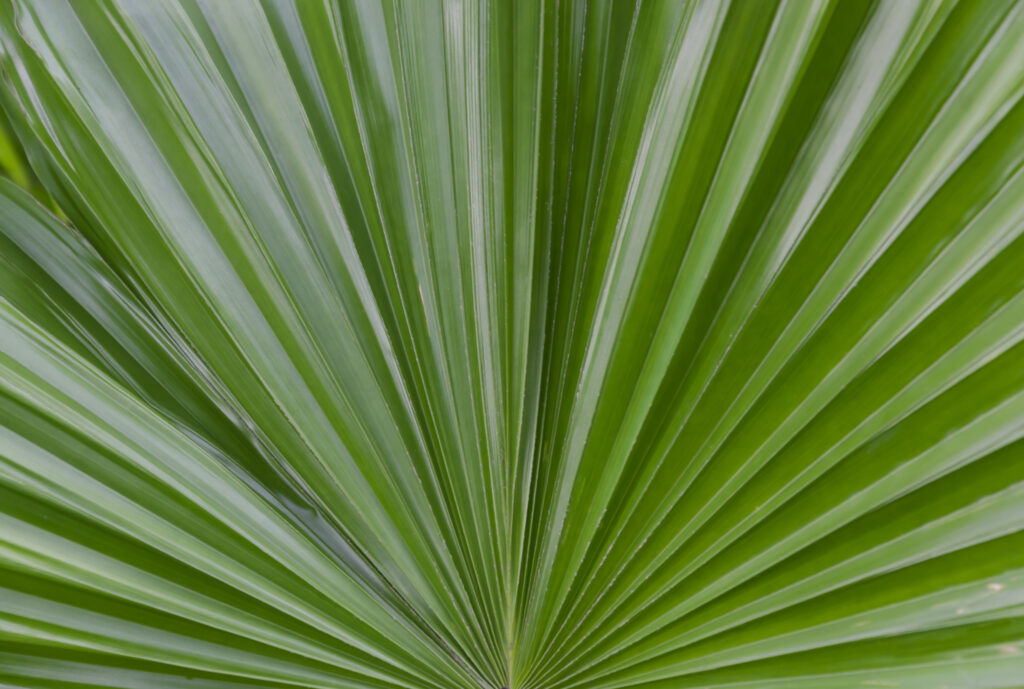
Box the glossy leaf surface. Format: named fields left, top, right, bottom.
left=1, top=1, right=1023, bottom=688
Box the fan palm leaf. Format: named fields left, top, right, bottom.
left=1, top=1, right=1023, bottom=688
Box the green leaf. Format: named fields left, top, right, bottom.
left=1, top=1, right=1023, bottom=688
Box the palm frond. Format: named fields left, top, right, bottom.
left=1, top=1, right=1023, bottom=688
